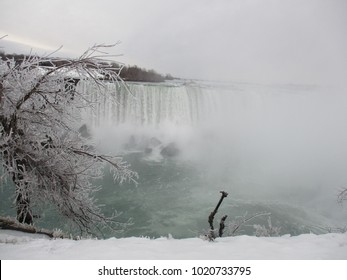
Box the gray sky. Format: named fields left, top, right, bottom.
left=1, top=0, right=346, bottom=84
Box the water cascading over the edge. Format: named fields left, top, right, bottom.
left=82, top=82, right=229, bottom=128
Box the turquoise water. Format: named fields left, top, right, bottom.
left=92, top=151, right=335, bottom=238
left=0, top=149, right=333, bottom=238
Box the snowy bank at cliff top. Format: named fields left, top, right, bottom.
left=0, top=230, right=346, bottom=259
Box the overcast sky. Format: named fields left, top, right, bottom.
left=1, top=0, right=346, bottom=84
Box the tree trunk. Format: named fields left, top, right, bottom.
left=16, top=188, right=33, bottom=224
left=13, top=158, right=33, bottom=225
left=0, top=216, right=56, bottom=238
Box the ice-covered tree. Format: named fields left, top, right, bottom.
left=0, top=44, right=137, bottom=235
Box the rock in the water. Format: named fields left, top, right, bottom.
left=160, top=142, right=180, bottom=157
left=144, top=137, right=162, bottom=154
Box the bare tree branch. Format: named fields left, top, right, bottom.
left=0, top=216, right=62, bottom=238
left=207, top=190, right=228, bottom=240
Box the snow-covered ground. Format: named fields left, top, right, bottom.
left=1, top=229, right=347, bottom=259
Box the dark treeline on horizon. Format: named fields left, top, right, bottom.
left=119, top=64, right=174, bottom=83
left=0, top=51, right=176, bottom=83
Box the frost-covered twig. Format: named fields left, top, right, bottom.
left=253, top=216, right=281, bottom=237
left=338, top=188, right=347, bottom=204
left=228, top=212, right=271, bottom=236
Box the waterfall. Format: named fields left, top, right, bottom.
left=81, top=81, right=228, bottom=128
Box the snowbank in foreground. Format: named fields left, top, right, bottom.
left=0, top=230, right=346, bottom=259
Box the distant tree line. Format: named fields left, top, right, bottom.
left=118, top=64, right=175, bottom=83
left=0, top=51, right=176, bottom=83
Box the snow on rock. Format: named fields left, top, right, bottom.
left=0, top=230, right=346, bottom=259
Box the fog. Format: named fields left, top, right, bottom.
left=192, top=85, right=347, bottom=202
